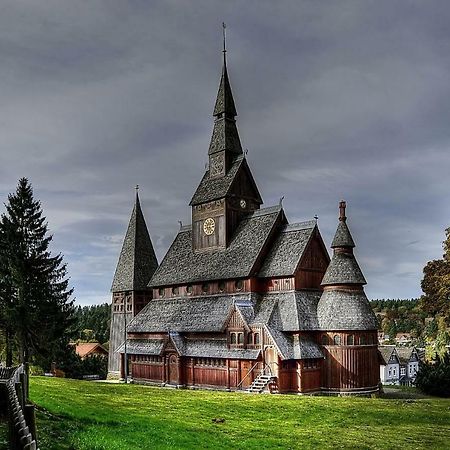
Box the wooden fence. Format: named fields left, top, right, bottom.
left=1, top=365, right=39, bottom=450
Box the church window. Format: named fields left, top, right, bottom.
left=238, top=333, right=244, bottom=344
left=333, top=335, right=341, bottom=345
left=235, top=280, right=244, bottom=291
left=247, top=333, right=253, bottom=344
left=202, top=283, right=209, bottom=293
left=172, top=286, right=179, bottom=295
left=230, top=333, right=237, bottom=344
left=321, top=335, right=329, bottom=345
left=360, top=335, right=366, bottom=345
left=218, top=281, right=226, bottom=292
left=347, top=335, right=354, bottom=345
left=254, top=333, right=260, bottom=345
left=186, top=284, right=193, bottom=294
left=158, top=288, right=165, bottom=297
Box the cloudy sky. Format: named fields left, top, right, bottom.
left=1, top=1, right=449, bottom=305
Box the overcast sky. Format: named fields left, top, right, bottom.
left=1, top=1, right=449, bottom=305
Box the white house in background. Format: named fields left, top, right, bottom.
left=396, top=347, right=420, bottom=386
left=379, top=346, right=400, bottom=385
left=379, top=345, right=421, bottom=385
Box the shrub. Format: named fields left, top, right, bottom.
left=415, top=352, right=450, bottom=397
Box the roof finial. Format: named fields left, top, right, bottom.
left=135, top=184, right=139, bottom=192
left=222, top=22, right=227, bottom=64
left=279, top=196, right=284, bottom=206
left=339, top=200, right=347, bottom=222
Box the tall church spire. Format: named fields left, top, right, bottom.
left=208, top=25, right=242, bottom=174
left=111, top=190, right=158, bottom=292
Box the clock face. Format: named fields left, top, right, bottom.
left=203, top=217, right=215, bottom=235
left=240, top=199, right=247, bottom=209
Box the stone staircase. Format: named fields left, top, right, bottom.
left=246, top=374, right=278, bottom=394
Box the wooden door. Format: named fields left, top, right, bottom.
left=168, top=354, right=178, bottom=385
left=265, top=347, right=278, bottom=377
left=240, top=360, right=252, bottom=388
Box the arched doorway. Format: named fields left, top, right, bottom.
left=168, top=354, right=178, bottom=385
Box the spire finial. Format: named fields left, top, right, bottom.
left=135, top=184, right=139, bottom=192
left=339, top=200, right=347, bottom=222
left=222, top=22, right=227, bottom=64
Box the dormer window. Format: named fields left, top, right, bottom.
left=230, top=333, right=237, bottom=344
left=237, top=333, right=244, bottom=345
left=254, top=333, right=260, bottom=345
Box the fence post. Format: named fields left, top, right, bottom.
left=24, top=404, right=37, bottom=444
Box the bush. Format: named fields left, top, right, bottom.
left=415, top=352, right=450, bottom=397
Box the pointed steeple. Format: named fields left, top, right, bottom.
left=321, top=201, right=366, bottom=286
left=111, top=189, right=158, bottom=292
left=208, top=27, right=242, bottom=163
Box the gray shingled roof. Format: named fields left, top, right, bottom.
left=116, top=339, right=165, bottom=355
left=111, top=193, right=158, bottom=292
left=127, top=294, right=252, bottom=333
left=317, top=289, right=378, bottom=330
left=190, top=156, right=262, bottom=206
left=396, top=347, right=418, bottom=364
left=183, top=338, right=260, bottom=360
left=252, top=291, right=321, bottom=331
left=265, top=327, right=324, bottom=360
left=208, top=118, right=242, bottom=156
left=258, top=221, right=316, bottom=277
left=331, top=221, right=355, bottom=248
left=213, top=63, right=237, bottom=117
left=321, top=252, right=366, bottom=286
left=379, top=346, right=397, bottom=365
left=149, top=206, right=282, bottom=286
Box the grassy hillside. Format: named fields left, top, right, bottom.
left=30, top=377, right=450, bottom=450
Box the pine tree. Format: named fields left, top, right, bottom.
left=0, top=178, right=75, bottom=365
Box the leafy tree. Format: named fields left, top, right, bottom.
left=0, top=178, right=75, bottom=365
left=420, top=228, right=450, bottom=325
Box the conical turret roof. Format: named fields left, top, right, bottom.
left=111, top=192, right=158, bottom=292
left=331, top=221, right=355, bottom=248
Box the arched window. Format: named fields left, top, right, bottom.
left=321, top=334, right=329, bottom=345
left=347, top=335, right=354, bottom=345
left=238, top=333, right=244, bottom=344
left=218, top=281, right=226, bottom=292
left=360, top=335, right=366, bottom=345
left=235, top=280, right=244, bottom=291
left=254, top=333, right=260, bottom=345
left=333, top=335, right=341, bottom=345
left=247, top=333, right=253, bottom=344
left=230, top=333, right=237, bottom=344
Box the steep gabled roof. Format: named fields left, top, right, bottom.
left=258, top=221, right=317, bottom=277
left=208, top=117, right=242, bottom=156
left=379, top=346, right=398, bottom=365
left=111, top=193, right=158, bottom=292
left=149, top=206, right=282, bottom=286
left=127, top=294, right=253, bottom=333
left=190, top=155, right=262, bottom=206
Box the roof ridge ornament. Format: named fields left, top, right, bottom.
left=222, top=22, right=227, bottom=65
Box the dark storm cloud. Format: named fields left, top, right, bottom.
left=0, top=0, right=449, bottom=305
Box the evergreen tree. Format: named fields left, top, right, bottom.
left=0, top=178, right=75, bottom=365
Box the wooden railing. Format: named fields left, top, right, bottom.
left=3, top=365, right=39, bottom=450
left=237, top=362, right=273, bottom=390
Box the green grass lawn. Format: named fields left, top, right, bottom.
left=30, top=377, right=450, bottom=450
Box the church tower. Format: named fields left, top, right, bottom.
left=189, top=42, right=262, bottom=252
left=108, top=190, right=158, bottom=377
left=317, top=201, right=379, bottom=394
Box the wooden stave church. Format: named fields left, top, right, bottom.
left=108, top=51, right=380, bottom=395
